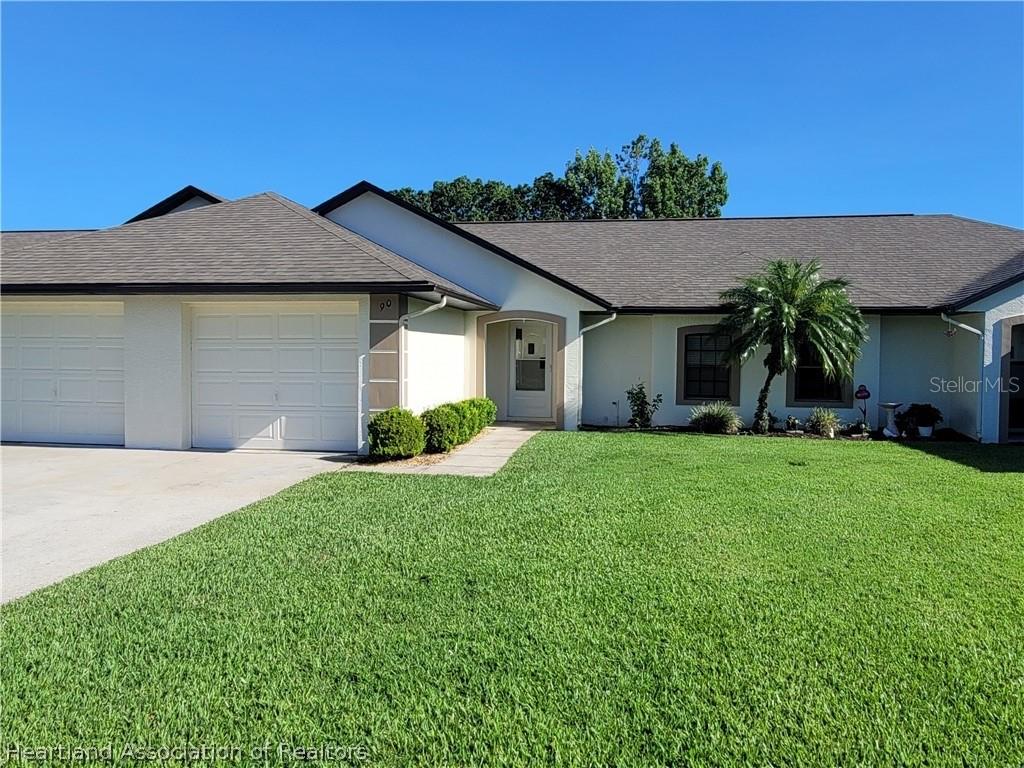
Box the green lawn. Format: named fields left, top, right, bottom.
left=2, top=434, right=1022, bottom=766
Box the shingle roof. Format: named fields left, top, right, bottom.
left=2, top=230, right=94, bottom=252
left=458, top=214, right=1024, bottom=311
left=1, top=192, right=495, bottom=308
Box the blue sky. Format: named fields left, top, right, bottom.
left=2, top=2, right=1022, bottom=229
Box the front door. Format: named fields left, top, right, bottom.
left=507, top=320, right=552, bottom=420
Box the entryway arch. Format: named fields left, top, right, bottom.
left=476, top=311, right=566, bottom=427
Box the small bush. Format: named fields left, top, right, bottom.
left=689, top=402, right=742, bottom=434
left=429, top=397, right=497, bottom=448
left=450, top=401, right=477, bottom=443
left=805, top=407, right=841, bottom=437
left=368, top=407, right=425, bottom=459
left=421, top=404, right=461, bottom=453
left=465, top=397, right=498, bottom=430
left=785, top=415, right=801, bottom=431
left=625, top=380, right=663, bottom=428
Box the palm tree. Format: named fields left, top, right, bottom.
left=717, top=259, right=868, bottom=433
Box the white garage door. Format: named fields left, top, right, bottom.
left=191, top=302, right=359, bottom=451
left=1, top=303, right=125, bottom=445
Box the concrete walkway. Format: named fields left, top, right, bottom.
left=350, top=422, right=543, bottom=477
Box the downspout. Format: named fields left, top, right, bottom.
left=397, top=295, right=448, bottom=408
left=941, top=312, right=985, bottom=441
left=577, top=312, right=618, bottom=428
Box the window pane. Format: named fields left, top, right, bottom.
left=683, top=331, right=731, bottom=401
left=515, top=360, right=545, bottom=391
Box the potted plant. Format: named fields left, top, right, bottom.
left=905, top=403, right=943, bottom=437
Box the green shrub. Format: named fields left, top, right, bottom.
left=465, top=397, right=498, bottom=430
left=689, top=401, right=742, bottom=434
left=805, top=407, right=841, bottom=437
left=449, top=401, right=476, bottom=443
left=625, top=380, right=663, bottom=428
left=422, top=404, right=461, bottom=453
left=368, top=407, right=425, bottom=459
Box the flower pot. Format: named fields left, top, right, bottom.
left=918, top=425, right=933, bottom=438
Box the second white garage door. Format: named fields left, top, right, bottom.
left=191, top=302, right=359, bottom=451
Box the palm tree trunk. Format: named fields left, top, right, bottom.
left=753, top=369, right=777, bottom=433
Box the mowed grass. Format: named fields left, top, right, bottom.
left=2, top=433, right=1023, bottom=766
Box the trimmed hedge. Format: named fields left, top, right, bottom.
left=422, top=397, right=498, bottom=454
left=422, top=404, right=461, bottom=453
left=368, top=407, right=426, bottom=459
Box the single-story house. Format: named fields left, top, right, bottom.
left=2, top=181, right=1022, bottom=451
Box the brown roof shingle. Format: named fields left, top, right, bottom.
left=1, top=192, right=494, bottom=307
left=458, top=214, right=1024, bottom=311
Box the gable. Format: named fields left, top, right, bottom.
left=323, top=190, right=607, bottom=314
left=124, top=185, right=226, bottom=224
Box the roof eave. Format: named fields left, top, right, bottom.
left=0, top=280, right=497, bottom=309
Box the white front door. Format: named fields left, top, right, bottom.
left=191, top=302, right=359, bottom=451
left=1, top=302, right=125, bottom=445
left=507, top=320, right=552, bottom=421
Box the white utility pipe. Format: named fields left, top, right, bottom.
left=577, top=312, right=619, bottom=427
left=941, top=312, right=985, bottom=441
left=397, top=296, right=448, bottom=408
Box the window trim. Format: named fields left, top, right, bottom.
left=785, top=347, right=854, bottom=408
left=675, top=325, right=740, bottom=406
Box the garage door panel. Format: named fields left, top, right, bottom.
left=1, top=345, right=17, bottom=369
left=235, top=347, right=275, bottom=372
left=195, top=346, right=234, bottom=372
left=321, top=347, right=357, bottom=374
left=58, top=378, right=93, bottom=403
left=55, top=315, right=92, bottom=338
left=20, top=315, right=54, bottom=338
left=191, top=303, right=358, bottom=451
left=20, top=377, right=55, bottom=402
left=237, top=381, right=276, bottom=407
left=278, top=347, right=316, bottom=373
left=193, top=413, right=233, bottom=444
left=92, top=315, right=124, bottom=339
left=322, top=381, right=356, bottom=407
left=277, top=381, right=317, bottom=407
left=94, top=346, right=124, bottom=371
left=196, top=380, right=235, bottom=407
left=237, top=314, right=274, bottom=339
left=194, top=315, right=233, bottom=340
left=321, top=314, right=358, bottom=339
left=278, top=314, right=317, bottom=339
left=237, top=414, right=276, bottom=440
left=21, top=346, right=54, bottom=370
left=58, top=346, right=95, bottom=370
left=21, top=405, right=56, bottom=435
left=96, top=379, right=124, bottom=404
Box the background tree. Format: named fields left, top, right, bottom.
left=389, top=134, right=728, bottom=221
left=716, top=259, right=868, bottom=434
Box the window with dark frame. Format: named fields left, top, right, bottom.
left=683, top=332, right=732, bottom=401
left=792, top=341, right=845, bottom=403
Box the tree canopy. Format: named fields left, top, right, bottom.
left=390, top=134, right=728, bottom=222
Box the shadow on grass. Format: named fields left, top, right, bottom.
left=893, top=440, right=1024, bottom=473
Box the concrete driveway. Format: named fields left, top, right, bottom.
left=1, top=445, right=349, bottom=602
